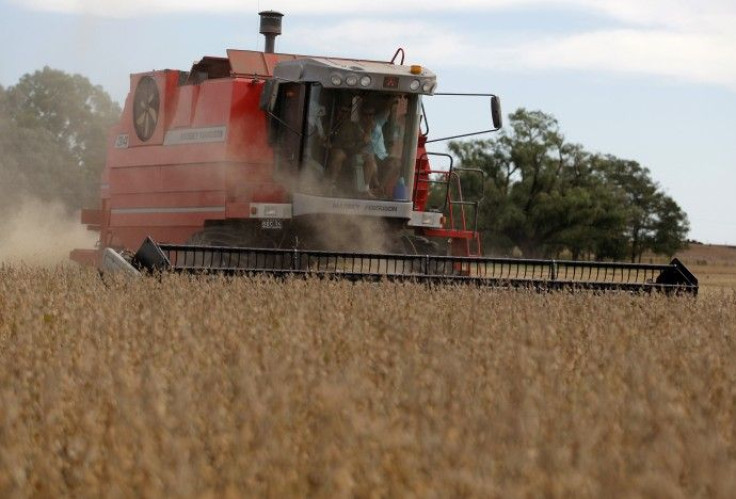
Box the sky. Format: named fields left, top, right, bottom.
left=1, top=0, right=735, bottom=245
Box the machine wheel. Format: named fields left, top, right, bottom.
left=395, top=234, right=453, bottom=276
left=184, top=225, right=259, bottom=269
left=184, top=224, right=301, bottom=271
left=187, top=226, right=253, bottom=247
left=398, top=234, right=438, bottom=256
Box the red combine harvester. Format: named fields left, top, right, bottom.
left=72, top=12, right=697, bottom=294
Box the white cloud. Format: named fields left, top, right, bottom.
left=11, top=0, right=736, bottom=24
left=284, top=20, right=470, bottom=66
left=10, top=0, right=736, bottom=90
left=488, top=29, right=736, bottom=90
left=283, top=16, right=736, bottom=91
left=9, top=0, right=535, bottom=17
left=582, top=0, right=736, bottom=32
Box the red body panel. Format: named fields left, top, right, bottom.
left=413, top=135, right=431, bottom=213
left=227, top=50, right=301, bottom=77
left=99, top=64, right=284, bottom=251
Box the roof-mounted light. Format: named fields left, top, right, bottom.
left=409, top=79, right=421, bottom=91
left=330, top=73, right=343, bottom=86
left=360, top=75, right=372, bottom=87
left=346, top=74, right=358, bottom=86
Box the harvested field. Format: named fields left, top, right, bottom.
left=676, top=243, right=736, bottom=290
left=1, top=266, right=735, bottom=497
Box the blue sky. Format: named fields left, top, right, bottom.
left=1, top=0, right=735, bottom=245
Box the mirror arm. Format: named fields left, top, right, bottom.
left=425, top=93, right=502, bottom=143
left=433, top=92, right=497, bottom=97
left=425, top=128, right=499, bottom=144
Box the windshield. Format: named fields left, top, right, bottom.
left=299, top=85, right=420, bottom=200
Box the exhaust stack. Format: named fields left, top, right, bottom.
left=259, top=10, right=283, bottom=54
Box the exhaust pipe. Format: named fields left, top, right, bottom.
left=259, top=10, right=283, bottom=54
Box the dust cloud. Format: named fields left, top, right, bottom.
left=0, top=198, right=97, bottom=266
left=308, top=215, right=398, bottom=254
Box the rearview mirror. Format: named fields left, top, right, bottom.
left=491, top=95, right=503, bottom=129
left=424, top=91, right=503, bottom=143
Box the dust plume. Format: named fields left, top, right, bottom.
left=0, top=198, right=97, bottom=266
left=295, top=212, right=400, bottom=254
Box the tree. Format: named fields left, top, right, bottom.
left=1, top=67, right=121, bottom=210
left=591, top=156, right=689, bottom=261
left=651, top=194, right=690, bottom=258
left=449, top=108, right=689, bottom=260
left=450, top=109, right=625, bottom=257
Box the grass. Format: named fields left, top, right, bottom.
left=1, top=264, right=735, bottom=497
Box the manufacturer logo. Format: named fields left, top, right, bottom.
left=164, top=126, right=227, bottom=146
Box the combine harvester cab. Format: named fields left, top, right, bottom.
left=72, top=11, right=698, bottom=295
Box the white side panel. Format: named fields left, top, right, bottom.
left=408, top=211, right=443, bottom=228
left=292, top=192, right=412, bottom=219
left=101, top=248, right=141, bottom=277
left=249, top=203, right=293, bottom=219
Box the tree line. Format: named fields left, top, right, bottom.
left=0, top=67, right=120, bottom=212
left=446, top=109, right=689, bottom=261
left=0, top=68, right=688, bottom=260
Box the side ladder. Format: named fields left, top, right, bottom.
left=413, top=153, right=484, bottom=271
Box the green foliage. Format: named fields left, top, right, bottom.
left=651, top=195, right=690, bottom=258
left=449, top=108, right=689, bottom=260
left=0, top=67, right=121, bottom=211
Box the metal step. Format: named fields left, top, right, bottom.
left=132, top=237, right=698, bottom=295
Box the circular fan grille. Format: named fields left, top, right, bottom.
left=133, top=76, right=160, bottom=142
